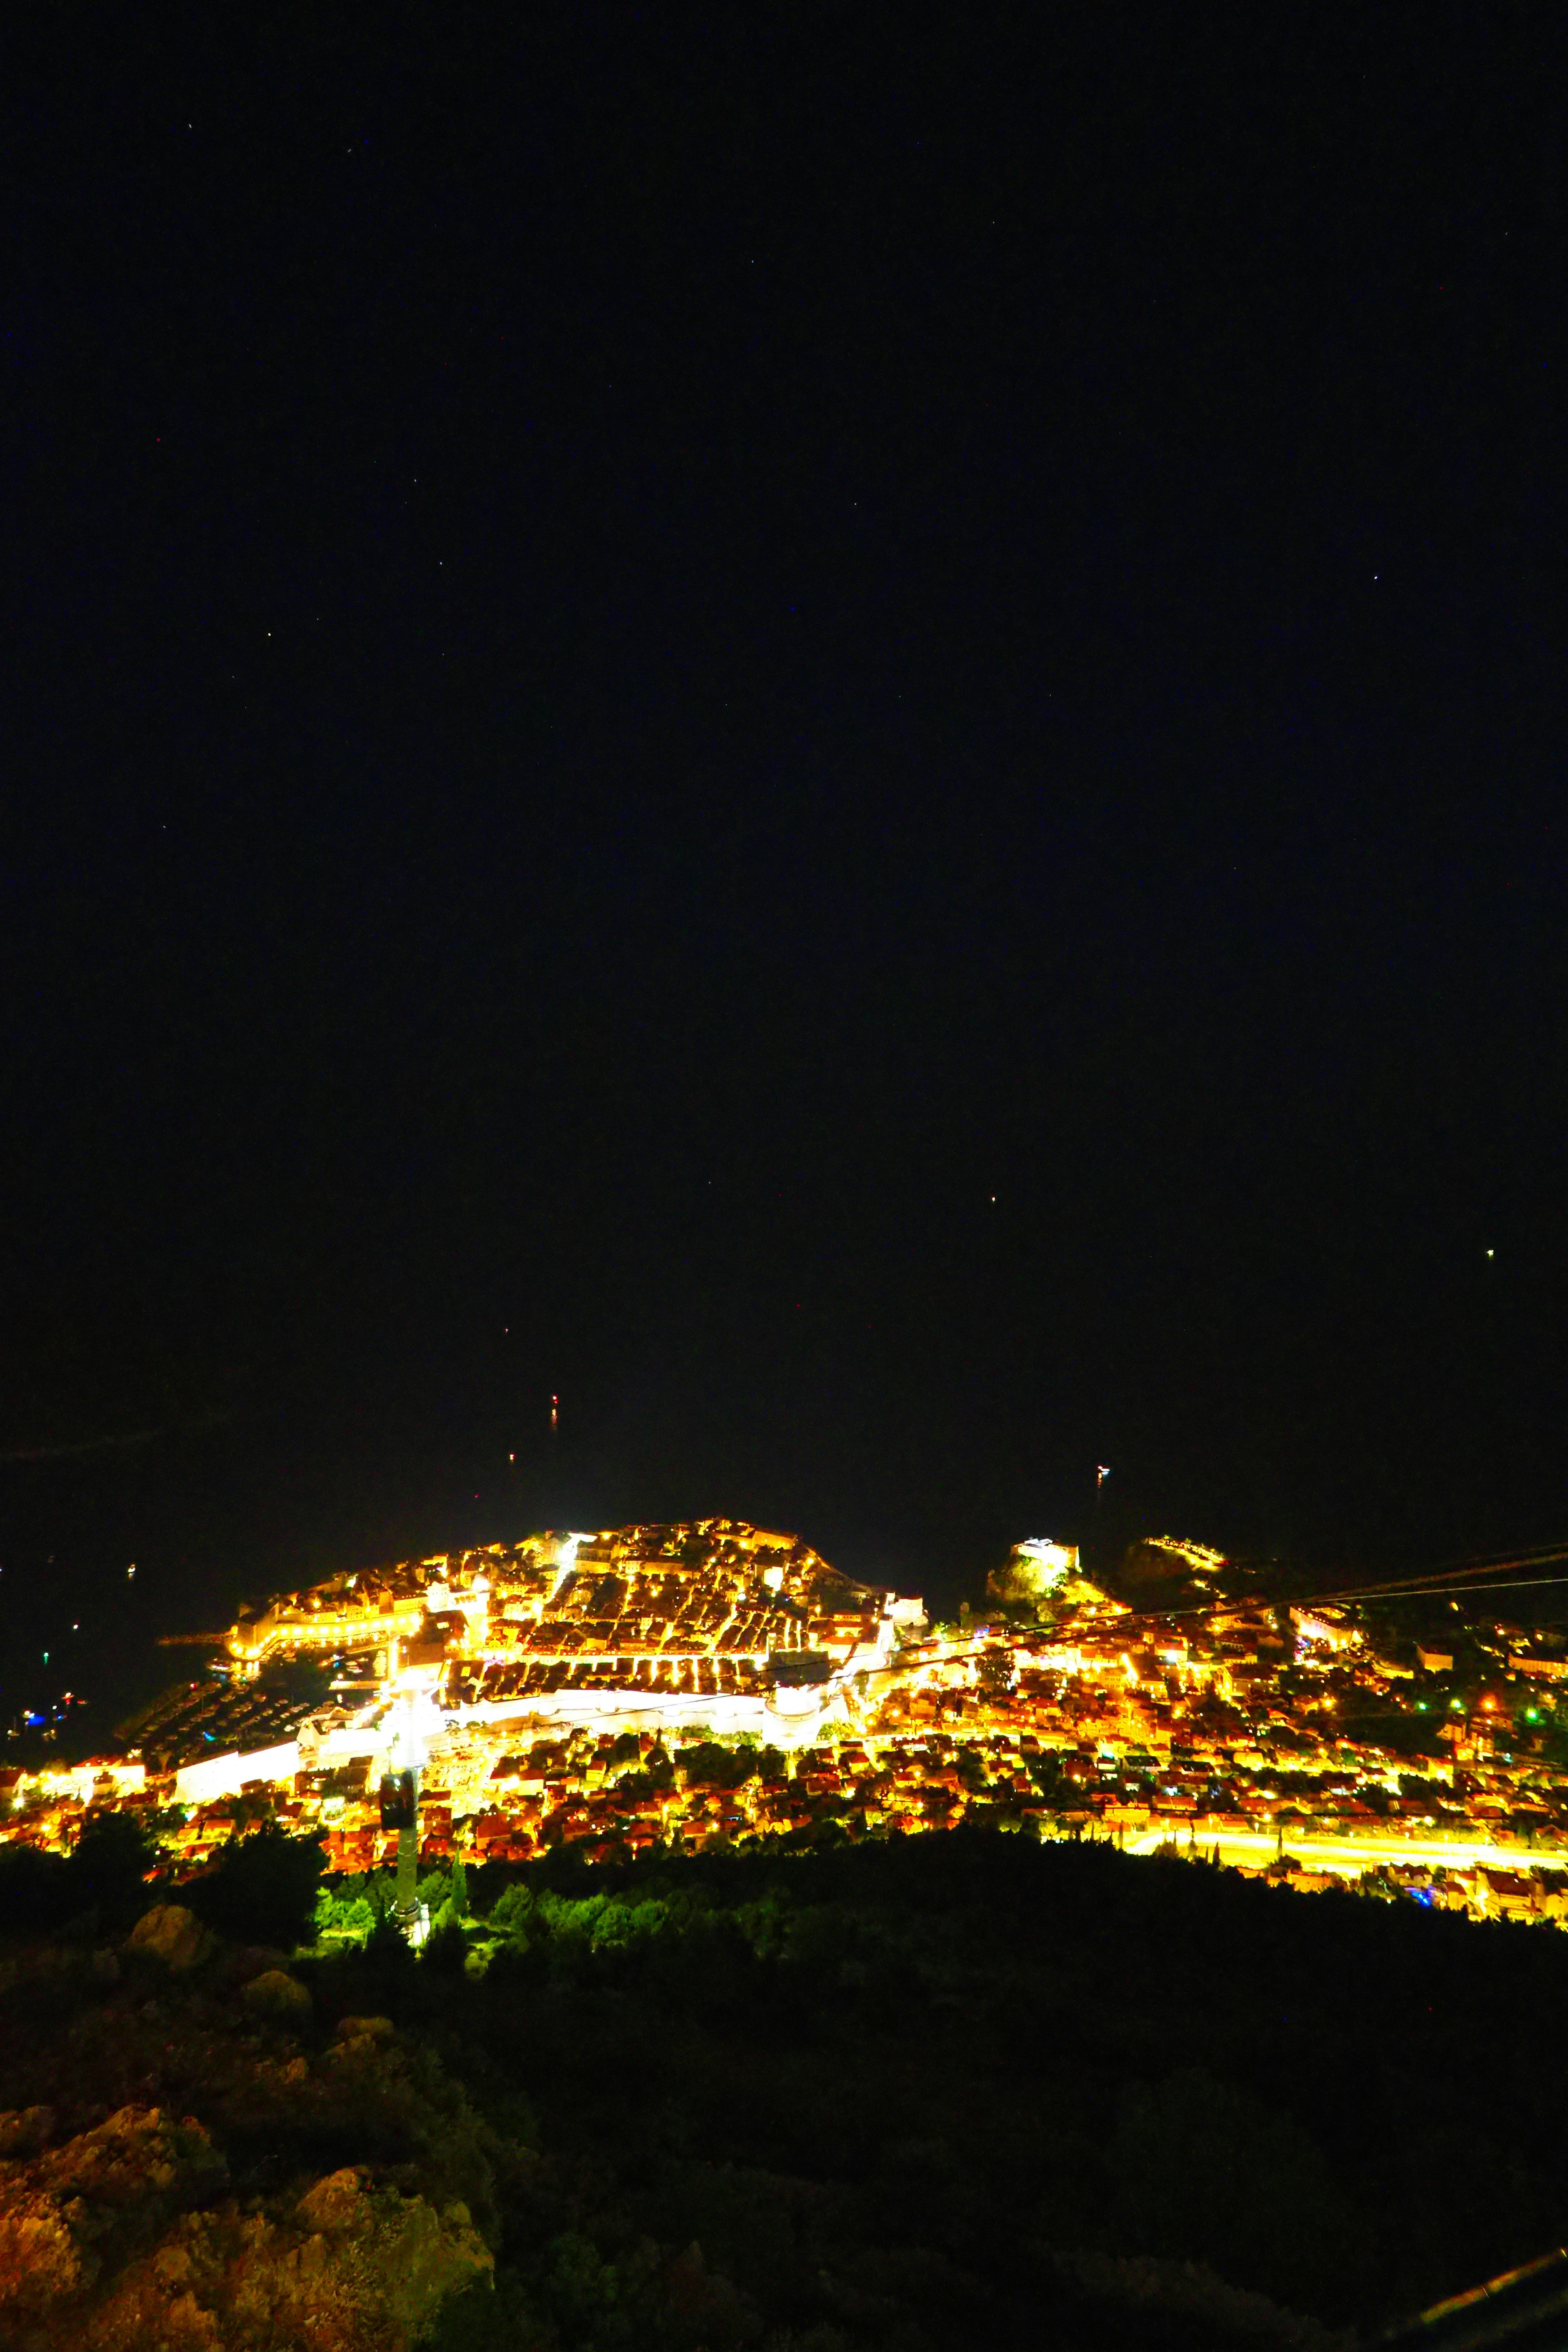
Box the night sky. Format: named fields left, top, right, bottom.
left=3, top=8, right=1564, bottom=1739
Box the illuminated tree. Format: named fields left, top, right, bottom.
left=978, top=1644, right=1016, bottom=1699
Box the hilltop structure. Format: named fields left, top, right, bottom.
left=987, top=1537, right=1080, bottom=1609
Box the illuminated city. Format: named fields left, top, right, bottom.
left=7, top=1519, right=1568, bottom=1933
left=7, top=14, right=1563, bottom=2340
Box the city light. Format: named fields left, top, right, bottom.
left=4, top=1517, right=1566, bottom=1935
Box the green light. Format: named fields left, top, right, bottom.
left=1528, top=1709, right=1539, bottom=1721
left=1451, top=1699, right=1464, bottom=1711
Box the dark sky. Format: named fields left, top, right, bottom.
left=3, top=7, right=1564, bottom=1734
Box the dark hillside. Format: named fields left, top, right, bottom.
left=420, top=1837, right=1568, bottom=2341
left=3, top=1825, right=1568, bottom=2342
left=5, top=1832, right=1566, bottom=2345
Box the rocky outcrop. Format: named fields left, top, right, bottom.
left=239, top=1967, right=312, bottom=2020
left=124, top=1904, right=212, bottom=1972
left=0, top=2104, right=227, bottom=2331
left=0, top=2105, right=491, bottom=2350
left=87, top=2164, right=493, bottom=2352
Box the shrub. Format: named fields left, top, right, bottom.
left=0, top=1844, right=73, bottom=1935
left=423, top=2268, right=540, bottom=2351
left=421, top=1920, right=469, bottom=1973
left=486, top=1883, right=534, bottom=1938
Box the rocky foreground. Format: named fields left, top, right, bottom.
left=11, top=1828, right=1568, bottom=2350
left=0, top=1908, right=492, bottom=2352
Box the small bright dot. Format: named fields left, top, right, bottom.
left=1487, top=1247, right=1494, bottom=1258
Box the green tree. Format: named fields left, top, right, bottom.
left=68, top=1809, right=160, bottom=1928
left=978, top=1644, right=1015, bottom=1699
left=216, top=1786, right=274, bottom=1832
left=317, top=1889, right=377, bottom=1941
left=487, top=1883, right=533, bottom=1939
left=421, top=1918, right=469, bottom=1972
left=677, top=1741, right=757, bottom=1791
left=182, top=1822, right=326, bottom=1949
left=542, top=2230, right=623, bottom=2337
left=423, top=2270, right=541, bottom=2352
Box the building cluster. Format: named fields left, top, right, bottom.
left=4, top=1523, right=1568, bottom=1929
left=218, top=1522, right=901, bottom=1715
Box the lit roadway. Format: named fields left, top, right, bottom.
left=1120, top=1825, right=1559, bottom=1877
